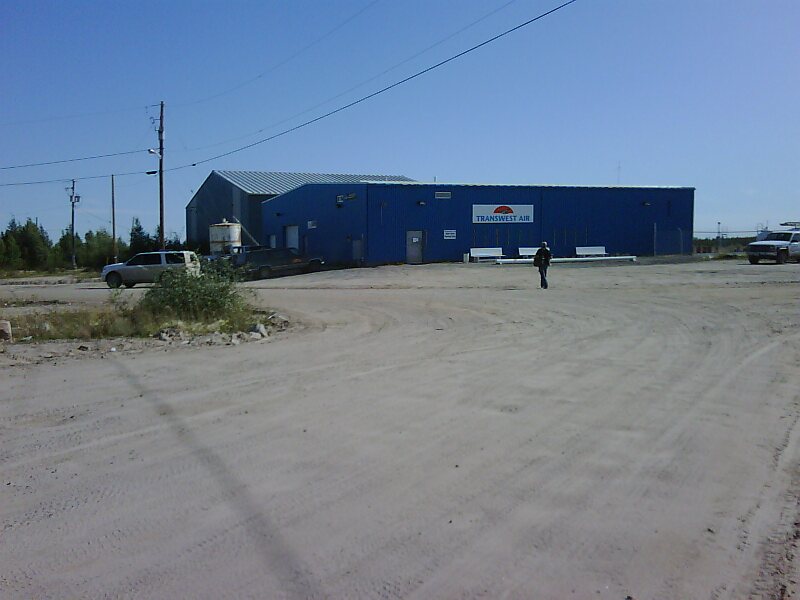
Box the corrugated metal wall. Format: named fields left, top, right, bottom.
left=261, top=183, right=694, bottom=265
left=262, top=183, right=369, bottom=264
left=185, top=172, right=272, bottom=248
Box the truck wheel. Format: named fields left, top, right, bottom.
left=305, top=260, right=321, bottom=273
left=748, top=256, right=759, bottom=265
left=777, top=250, right=788, bottom=264
left=106, top=272, right=122, bottom=289
left=258, top=267, right=273, bottom=279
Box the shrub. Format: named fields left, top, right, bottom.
left=137, top=260, right=250, bottom=323
left=3, top=261, right=259, bottom=341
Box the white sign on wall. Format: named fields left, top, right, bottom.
left=472, top=205, right=534, bottom=224
left=443, top=230, right=456, bottom=239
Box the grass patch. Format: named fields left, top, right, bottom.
left=0, top=268, right=98, bottom=280
left=1, top=297, right=69, bottom=308
left=3, top=261, right=261, bottom=341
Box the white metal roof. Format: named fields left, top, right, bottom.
left=214, top=170, right=415, bottom=195
left=358, top=181, right=694, bottom=190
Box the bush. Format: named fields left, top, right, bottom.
left=7, top=263, right=256, bottom=340
left=3, top=261, right=260, bottom=341
left=137, top=260, right=250, bottom=323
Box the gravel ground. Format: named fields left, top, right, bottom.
left=1, top=259, right=799, bottom=599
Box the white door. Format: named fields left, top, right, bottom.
left=285, top=225, right=299, bottom=249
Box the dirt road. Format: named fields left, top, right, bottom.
left=2, top=261, right=800, bottom=599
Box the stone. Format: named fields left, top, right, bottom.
left=252, top=323, right=269, bottom=337
left=0, top=320, right=11, bottom=342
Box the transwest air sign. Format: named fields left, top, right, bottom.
left=472, top=205, right=534, bottom=224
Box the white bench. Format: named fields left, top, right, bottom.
left=496, top=247, right=537, bottom=264
left=576, top=246, right=607, bottom=257
left=470, top=247, right=504, bottom=262
left=497, top=244, right=637, bottom=265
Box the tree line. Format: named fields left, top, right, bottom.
left=0, top=218, right=182, bottom=271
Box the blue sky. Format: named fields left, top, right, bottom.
left=1, top=0, right=798, bottom=242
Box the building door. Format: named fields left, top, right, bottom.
left=284, top=225, right=299, bottom=249
left=352, top=239, right=363, bottom=265
left=406, top=230, right=423, bottom=264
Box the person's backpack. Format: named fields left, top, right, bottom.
left=533, top=252, right=542, bottom=267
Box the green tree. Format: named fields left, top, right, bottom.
left=129, top=218, right=156, bottom=256
left=0, top=235, right=6, bottom=267
left=165, top=232, right=183, bottom=251
left=16, top=219, right=51, bottom=269
left=51, top=228, right=82, bottom=268
left=78, top=229, right=122, bottom=269
left=53, top=229, right=72, bottom=263
left=4, top=235, right=22, bottom=269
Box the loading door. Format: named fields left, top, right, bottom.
left=284, top=225, right=299, bottom=249
left=406, top=230, right=423, bottom=264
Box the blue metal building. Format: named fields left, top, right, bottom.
left=261, top=182, right=694, bottom=265
left=185, top=170, right=414, bottom=249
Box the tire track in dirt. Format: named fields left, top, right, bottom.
left=2, top=262, right=799, bottom=598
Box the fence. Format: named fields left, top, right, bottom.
left=692, top=230, right=758, bottom=254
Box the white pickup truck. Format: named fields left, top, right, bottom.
left=745, top=222, right=800, bottom=264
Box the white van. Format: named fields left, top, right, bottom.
left=101, top=251, right=201, bottom=288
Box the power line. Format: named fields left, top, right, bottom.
left=0, top=103, right=160, bottom=128
left=0, top=169, right=148, bottom=187
left=0, top=0, right=578, bottom=187
left=169, top=0, right=579, bottom=171
left=0, top=149, right=150, bottom=170
left=174, top=0, right=383, bottom=108
left=181, top=0, right=521, bottom=153
left=0, top=0, right=382, bottom=168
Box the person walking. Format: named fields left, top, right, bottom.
left=533, top=241, right=552, bottom=289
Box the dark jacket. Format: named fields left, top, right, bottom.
left=534, top=246, right=552, bottom=267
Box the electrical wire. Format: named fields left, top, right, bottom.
left=0, top=0, right=578, bottom=187
left=0, top=149, right=150, bottom=171
left=0, top=104, right=159, bottom=128
left=0, top=1, right=382, bottom=170
left=169, top=0, right=579, bottom=171
left=0, top=169, right=149, bottom=187
left=173, top=0, right=383, bottom=107
left=77, top=208, right=113, bottom=227
left=181, top=0, right=521, bottom=153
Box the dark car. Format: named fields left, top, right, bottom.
left=233, top=248, right=324, bottom=279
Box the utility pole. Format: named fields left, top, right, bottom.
left=158, top=100, right=165, bottom=249
left=717, top=221, right=722, bottom=254
left=68, top=180, right=80, bottom=269
left=111, top=174, right=118, bottom=263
